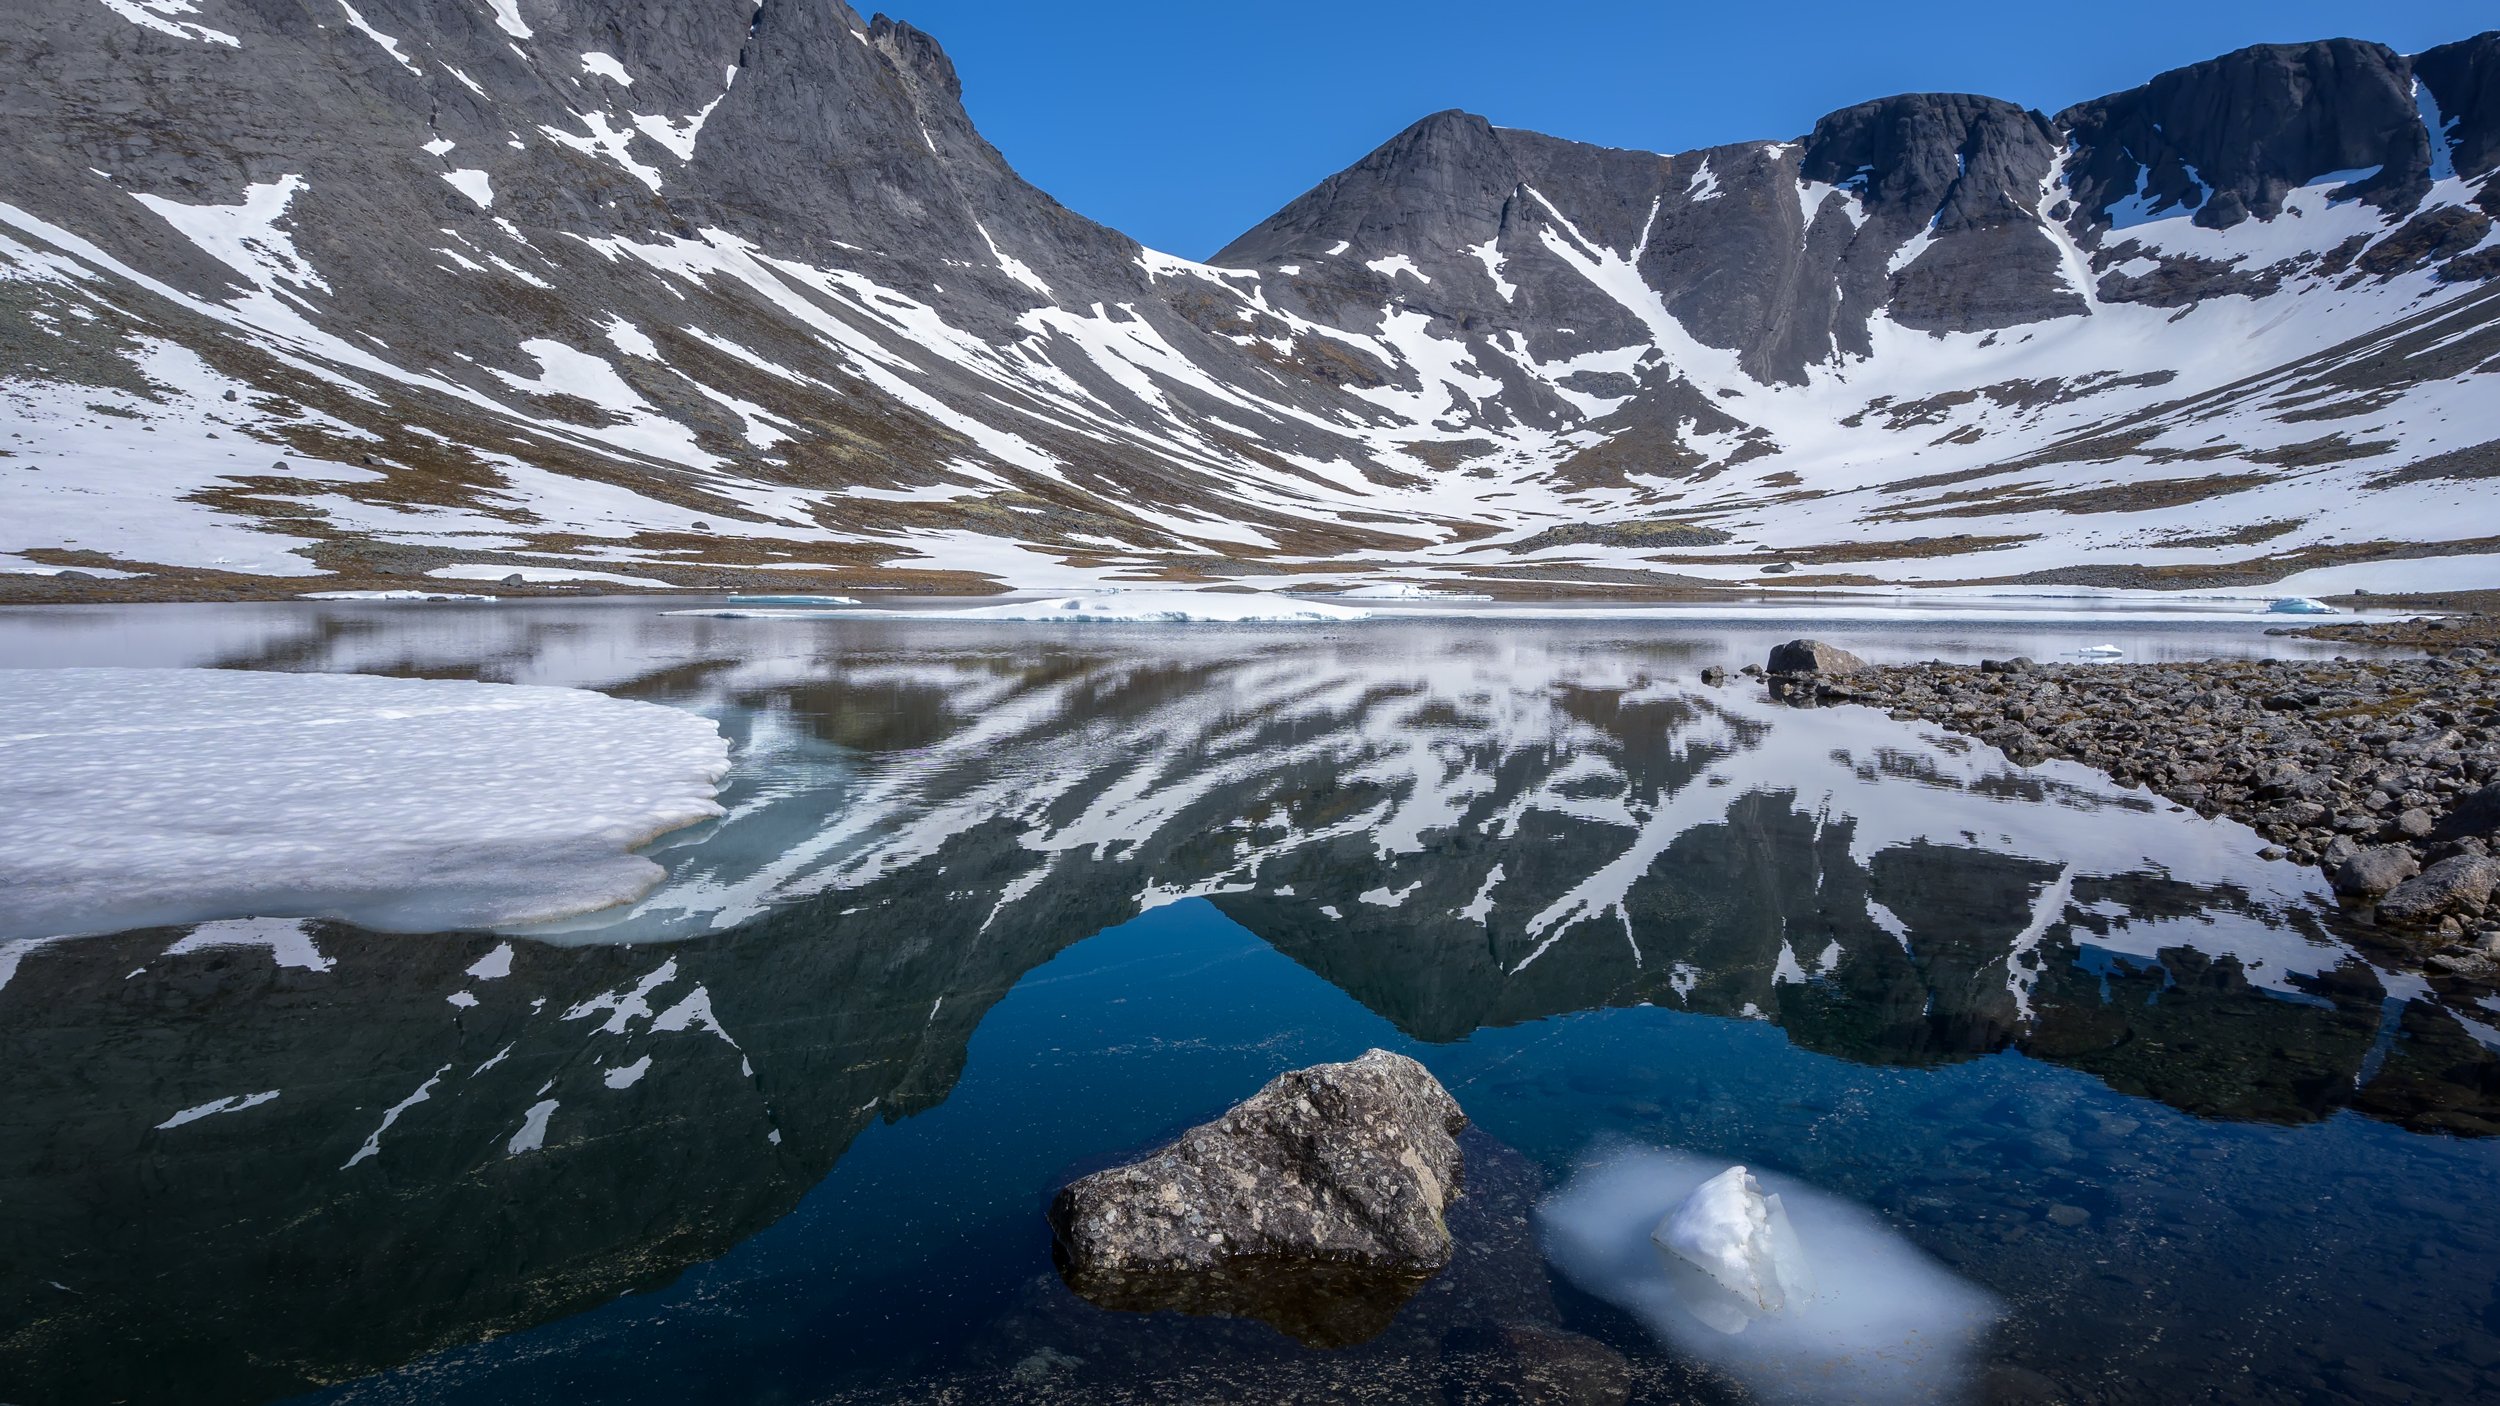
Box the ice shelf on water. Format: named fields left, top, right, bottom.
left=298, top=590, right=498, bottom=602
left=1542, top=1146, right=1999, bottom=1405
left=1332, top=582, right=1495, bottom=602
left=724, top=594, right=860, bottom=606
left=0, top=668, right=730, bottom=940
left=830, top=591, right=1373, bottom=623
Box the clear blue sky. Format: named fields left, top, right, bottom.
left=885, top=1, right=2494, bottom=259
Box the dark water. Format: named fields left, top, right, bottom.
left=3, top=601, right=2497, bottom=1405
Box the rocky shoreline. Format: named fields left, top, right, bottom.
left=1758, top=641, right=2500, bottom=974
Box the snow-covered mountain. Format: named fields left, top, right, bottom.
left=3, top=3, right=2495, bottom=596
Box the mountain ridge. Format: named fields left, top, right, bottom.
left=1, top=6, right=2494, bottom=598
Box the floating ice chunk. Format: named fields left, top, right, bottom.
left=2265, top=596, right=2336, bottom=615
left=0, top=668, right=729, bottom=941
left=1652, top=1165, right=1814, bottom=1322
left=1542, top=1146, right=1998, bottom=1406
left=2077, top=643, right=2125, bottom=656
left=724, top=594, right=860, bottom=606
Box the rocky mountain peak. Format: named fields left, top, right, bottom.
left=2057, top=37, right=2430, bottom=230
left=2414, top=31, right=2500, bottom=179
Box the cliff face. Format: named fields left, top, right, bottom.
left=2, top=13, right=2496, bottom=596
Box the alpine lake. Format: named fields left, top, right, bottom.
left=4, top=597, right=2497, bottom=1406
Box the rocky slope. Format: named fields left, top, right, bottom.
left=1, top=6, right=2495, bottom=596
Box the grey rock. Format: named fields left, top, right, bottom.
left=1049, top=1048, right=1466, bottom=1287
left=2379, top=856, right=2500, bottom=925
left=2334, top=846, right=2422, bottom=899
left=2436, top=782, right=2500, bottom=841
left=1768, top=639, right=1870, bottom=676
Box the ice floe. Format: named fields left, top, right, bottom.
left=847, top=591, right=1373, bottom=623
left=0, top=668, right=729, bottom=940
left=1544, top=1146, right=1999, bottom=1404
left=300, top=589, right=497, bottom=601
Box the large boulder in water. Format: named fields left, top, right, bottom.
left=1047, top=1049, right=1467, bottom=1344
left=1766, top=639, right=1869, bottom=676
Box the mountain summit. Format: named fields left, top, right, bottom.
left=3, top=5, right=2495, bottom=596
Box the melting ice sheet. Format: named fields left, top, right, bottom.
left=1541, top=1146, right=2000, bottom=1405
left=0, top=668, right=729, bottom=940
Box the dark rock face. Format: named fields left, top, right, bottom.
left=2058, top=39, right=2432, bottom=230
left=1798, top=93, right=2080, bottom=335
left=1048, top=1049, right=1466, bottom=1344
left=1768, top=639, right=1870, bottom=676
left=2416, top=33, right=2500, bottom=178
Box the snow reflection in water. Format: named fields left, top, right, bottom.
left=1, top=602, right=2496, bottom=1405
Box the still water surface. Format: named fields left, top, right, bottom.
left=2, top=600, right=2495, bottom=1404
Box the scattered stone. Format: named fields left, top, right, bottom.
left=1766, top=639, right=1869, bottom=676
left=1818, top=645, right=2500, bottom=966
left=1698, top=666, right=1727, bottom=687
left=1048, top=1049, right=1467, bottom=1346
left=2044, top=1204, right=2092, bottom=1229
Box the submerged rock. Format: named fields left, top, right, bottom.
left=1767, top=639, right=1869, bottom=676
left=1047, top=1048, right=1467, bottom=1345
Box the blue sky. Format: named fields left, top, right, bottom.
left=885, top=1, right=2494, bottom=259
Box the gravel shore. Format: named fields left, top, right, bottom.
left=1762, top=643, right=2500, bottom=974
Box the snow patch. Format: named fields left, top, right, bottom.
left=94, top=0, right=238, bottom=46
left=156, top=1090, right=280, bottom=1129
left=579, top=51, right=632, bottom=85
left=441, top=169, right=494, bottom=208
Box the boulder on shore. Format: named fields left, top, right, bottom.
left=1767, top=639, right=1868, bottom=676
left=1048, top=1049, right=1467, bottom=1344
left=2331, top=844, right=2422, bottom=898
left=2379, top=856, right=2500, bottom=925
left=2435, top=782, right=2500, bottom=841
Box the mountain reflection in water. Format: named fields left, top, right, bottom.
left=2, top=608, right=2497, bottom=1405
